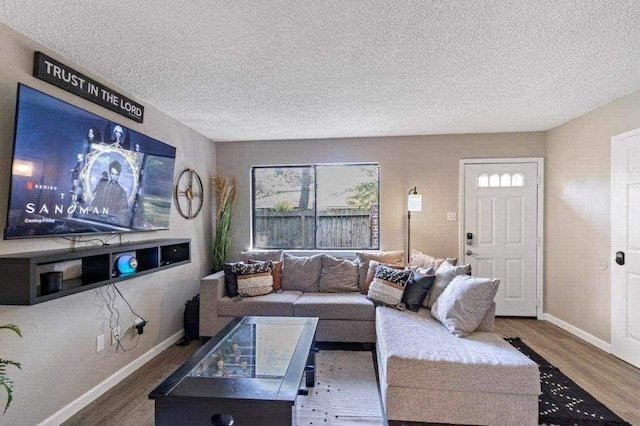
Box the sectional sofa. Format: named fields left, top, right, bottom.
left=199, top=251, right=540, bottom=425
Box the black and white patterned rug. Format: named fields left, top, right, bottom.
left=506, top=338, right=630, bottom=426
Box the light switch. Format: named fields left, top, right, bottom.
left=447, top=212, right=457, bottom=221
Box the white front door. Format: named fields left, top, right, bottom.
left=611, top=128, right=640, bottom=369
left=462, top=161, right=540, bottom=316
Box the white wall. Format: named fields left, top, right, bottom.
left=0, top=25, right=215, bottom=424
left=545, top=89, right=640, bottom=343
left=215, top=133, right=546, bottom=260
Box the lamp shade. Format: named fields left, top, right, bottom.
left=408, top=194, right=422, bottom=212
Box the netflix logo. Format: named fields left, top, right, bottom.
left=26, top=182, right=57, bottom=191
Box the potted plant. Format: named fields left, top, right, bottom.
left=212, top=173, right=237, bottom=273
left=0, top=324, right=22, bottom=414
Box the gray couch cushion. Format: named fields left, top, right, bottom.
left=294, top=293, right=375, bottom=321
left=218, top=290, right=302, bottom=317
left=376, top=307, right=540, bottom=395
left=319, top=254, right=359, bottom=293
left=281, top=253, right=322, bottom=292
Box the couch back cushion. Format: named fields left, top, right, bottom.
left=356, top=251, right=404, bottom=291
left=281, top=253, right=322, bottom=292
left=408, top=249, right=457, bottom=270
left=239, top=250, right=283, bottom=263
left=319, top=254, right=359, bottom=293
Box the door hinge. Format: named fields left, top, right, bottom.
left=536, top=237, right=540, bottom=246
left=536, top=175, right=540, bottom=185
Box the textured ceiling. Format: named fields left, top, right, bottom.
left=0, top=1, right=639, bottom=142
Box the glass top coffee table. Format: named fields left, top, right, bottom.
left=150, top=316, right=318, bottom=426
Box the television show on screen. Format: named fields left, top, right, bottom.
left=5, top=84, right=177, bottom=239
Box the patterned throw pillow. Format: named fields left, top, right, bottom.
left=367, top=264, right=412, bottom=308
left=361, top=260, right=405, bottom=294
left=249, top=259, right=282, bottom=291
left=356, top=251, right=404, bottom=290
left=235, top=261, right=274, bottom=297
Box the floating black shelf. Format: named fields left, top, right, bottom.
left=0, top=238, right=191, bottom=305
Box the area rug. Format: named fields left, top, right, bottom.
left=296, top=350, right=383, bottom=426
left=506, top=338, right=630, bottom=426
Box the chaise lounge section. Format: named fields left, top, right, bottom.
left=376, top=307, right=540, bottom=425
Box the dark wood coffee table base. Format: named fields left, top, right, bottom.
left=150, top=316, right=318, bottom=426
left=155, top=398, right=294, bottom=426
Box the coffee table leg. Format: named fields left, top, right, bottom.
left=305, top=347, right=318, bottom=388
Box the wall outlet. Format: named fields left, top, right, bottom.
left=447, top=212, right=457, bottom=221
left=132, top=318, right=144, bottom=332
left=111, top=326, right=121, bottom=345
left=96, top=334, right=105, bottom=352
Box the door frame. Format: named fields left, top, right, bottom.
left=459, top=157, right=545, bottom=319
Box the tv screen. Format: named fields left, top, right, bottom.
left=5, top=84, right=177, bottom=239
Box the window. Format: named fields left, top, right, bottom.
left=252, top=164, right=380, bottom=249
left=477, top=172, right=526, bottom=188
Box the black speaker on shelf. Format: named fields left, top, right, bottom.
left=40, top=271, right=63, bottom=295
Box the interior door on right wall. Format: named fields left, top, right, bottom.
left=463, top=162, right=539, bottom=316
left=611, top=128, right=640, bottom=369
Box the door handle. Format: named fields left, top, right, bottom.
left=466, top=250, right=478, bottom=256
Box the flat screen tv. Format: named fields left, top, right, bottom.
left=5, top=84, right=177, bottom=239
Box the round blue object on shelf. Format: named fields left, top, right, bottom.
left=116, top=254, right=138, bottom=275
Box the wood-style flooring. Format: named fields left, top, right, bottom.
left=63, top=318, right=640, bottom=426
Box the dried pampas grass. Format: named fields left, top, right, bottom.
left=212, top=173, right=236, bottom=272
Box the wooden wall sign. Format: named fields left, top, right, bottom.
left=33, top=52, right=144, bottom=123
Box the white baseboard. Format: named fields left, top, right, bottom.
left=39, top=330, right=184, bottom=426
left=541, top=313, right=611, bottom=353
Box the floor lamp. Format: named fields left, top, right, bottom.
left=407, top=187, right=422, bottom=264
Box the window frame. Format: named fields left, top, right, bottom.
left=251, top=162, right=380, bottom=250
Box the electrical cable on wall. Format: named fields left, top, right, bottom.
left=106, top=283, right=147, bottom=353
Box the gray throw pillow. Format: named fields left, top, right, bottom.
left=424, top=261, right=471, bottom=308
left=239, top=250, right=283, bottom=263
left=319, top=254, right=359, bottom=293
left=430, top=275, right=500, bottom=337
left=281, top=253, right=322, bottom=293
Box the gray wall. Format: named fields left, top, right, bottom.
left=546, top=89, right=640, bottom=342
left=0, top=25, right=215, bottom=424
left=215, top=133, right=546, bottom=260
